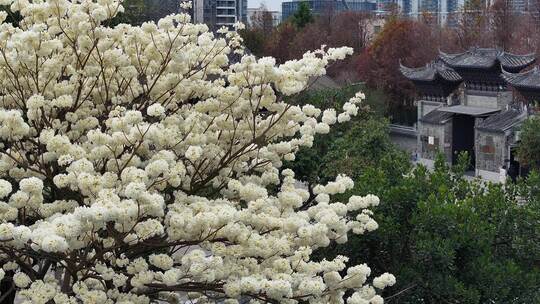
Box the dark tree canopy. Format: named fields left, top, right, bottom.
left=291, top=1, right=314, bottom=28
left=291, top=86, right=540, bottom=303
left=517, top=116, right=540, bottom=171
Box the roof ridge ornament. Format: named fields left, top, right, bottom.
left=502, top=64, right=540, bottom=90
left=400, top=59, right=462, bottom=82
left=438, top=47, right=535, bottom=71
left=500, top=65, right=512, bottom=75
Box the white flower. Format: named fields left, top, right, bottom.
left=141, top=22, right=158, bottom=33
left=40, top=235, right=69, bottom=253
left=302, top=105, right=321, bottom=117
left=233, top=22, right=245, bottom=30
left=52, top=95, right=73, bottom=108
left=365, top=219, right=379, bottom=231
left=147, top=104, right=165, bottom=117
left=348, top=194, right=379, bottom=210
left=338, top=112, right=351, bottom=123
left=58, top=154, right=74, bottom=166
left=327, top=47, right=354, bottom=60
left=0, top=223, right=13, bottom=241
left=163, top=269, right=182, bottom=286
left=373, top=273, right=396, bottom=289
left=180, top=1, right=193, bottom=9
left=322, top=109, right=337, bottom=125
left=19, top=177, right=43, bottom=194
left=347, top=292, right=370, bottom=304
left=91, top=7, right=108, bottom=22
left=370, top=295, right=384, bottom=304
left=343, top=102, right=359, bottom=116
left=185, top=146, right=203, bottom=162
left=350, top=92, right=366, bottom=104
left=0, top=1, right=390, bottom=301
left=315, top=123, right=330, bottom=134
left=149, top=254, right=174, bottom=270
left=13, top=272, right=31, bottom=288
left=134, top=219, right=164, bottom=240
left=124, top=182, right=146, bottom=198
left=0, top=179, right=12, bottom=198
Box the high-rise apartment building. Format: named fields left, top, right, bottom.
left=395, top=0, right=465, bottom=25
left=192, top=0, right=248, bottom=29
left=247, top=8, right=282, bottom=27
left=376, top=0, right=398, bottom=11
left=281, top=0, right=377, bottom=21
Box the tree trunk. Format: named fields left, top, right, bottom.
left=0, top=273, right=16, bottom=304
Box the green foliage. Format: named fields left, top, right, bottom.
left=517, top=116, right=540, bottom=171
left=0, top=5, right=21, bottom=26
left=291, top=1, right=314, bottom=29
left=335, top=161, right=539, bottom=303
left=287, top=85, right=407, bottom=185
left=108, top=0, right=147, bottom=26
left=292, top=87, right=540, bottom=303
left=238, top=29, right=266, bottom=57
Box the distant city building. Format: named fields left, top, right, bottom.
left=395, top=0, right=536, bottom=26
left=508, top=0, right=527, bottom=11
left=392, top=0, right=465, bottom=26
left=281, top=0, right=377, bottom=21
left=247, top=8, right=282, bottom=27
left=364, top=16, right=386, bottom=43
left=398, top=0, right=414, bottom=14
left=192, top=0, right=248, bottom=29
left=377, top=0, right=399, bottom=12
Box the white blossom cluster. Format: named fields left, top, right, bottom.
left=0, top=0, right=394, bottom=303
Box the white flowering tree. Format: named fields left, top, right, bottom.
left=0, top=0, right=395, bottom=303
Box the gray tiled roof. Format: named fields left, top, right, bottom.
left=419, top=109, right=454, bottom=124
left=399, top=60, right=462, bottom=82
left=439, top=48, right=535, bottom=70
left=501, top=67, right=540, bottom=89
left=476, top=109, right=526, bottom=133
left=438, top=105, right=500, bottom=116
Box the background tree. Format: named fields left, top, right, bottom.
left=0, top=4, right=21, bottom=26
left=108, top=0, right=147, bottom=25
left=0, top=0, right=396, bottom=302
left=249, top=4, right=275, bottom=35
left=240, top=4, right=277, bottom=56
left=287, top=84, right=402, bottom=186
left=293, top=11, right=372, bottom=82
left=452, top=0, right=491, bottom=49
left=291, top=1, right=314, bottom=28
left=356, top=19, right=437, bottom=121
left=264, top=21, right=298, bottom=63
left=517, top=116, right=540, bottom=171
left=238, top=28, right=266, bottom=56
left=343, top=157, right=540, bottom=303
left=290, top=88, right=540, bottom=302
left=490, top=0, right=516, bottom=49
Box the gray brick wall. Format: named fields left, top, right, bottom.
left=419, top=122, right=452, bottom=162
left=418, top=100, right=444, bottom=117
left=464, top=91, right=513, bottom=110
left=475, top=130, right=506, bottom=172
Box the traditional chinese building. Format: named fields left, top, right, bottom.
left=401, top=47, right=536, bottom=181
left=500, top=67, right=540, bottom=178
left=399, top=60, right=462, bottom=163
left=502, top=67, right=540, bottom=104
